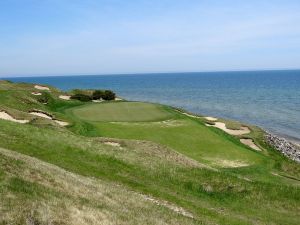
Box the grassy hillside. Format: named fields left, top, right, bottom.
left=0, top=80, right=299, bottom=225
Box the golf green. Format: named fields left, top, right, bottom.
left=70, top=102, right=173, bottom=122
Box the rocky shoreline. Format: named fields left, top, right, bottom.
left=265, top=132, right=300, bottom=163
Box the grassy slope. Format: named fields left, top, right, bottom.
left=0, top=80, right=299, bottom=224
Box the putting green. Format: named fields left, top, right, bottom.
left=70, top=102, right=173, bottom=122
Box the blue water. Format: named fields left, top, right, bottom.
left=7, top=70, right=300, bottom=142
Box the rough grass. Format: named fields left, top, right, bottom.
left=69, top=101, right=174, bottom=122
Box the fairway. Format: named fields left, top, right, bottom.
left=70, top=102, right=173, bottom=122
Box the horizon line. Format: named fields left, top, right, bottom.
left=1, top=68, right=300, bottom=79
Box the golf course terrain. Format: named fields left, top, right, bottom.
left=0, top=80, right=299, bottom=225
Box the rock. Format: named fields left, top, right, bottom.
left=265, top=132, right=300, bottom=163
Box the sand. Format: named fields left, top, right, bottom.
left=240, top=139, right=261, bottom=151
left=54, top=120, right=69, bottom=126
left=0, top=111, right=29, bottom=124
left=115, top=97, right=123, bottom=101
left=204, top=116, right=218, bottom=121
left=31, top=92, right=42, bottom=96
left=29, top=111, right=69, bottom=126
left=206, top=122, right=250, bottom=135
left=29, top=111, right=52, bottom=119
left=34, top=85, right=50, bottom=91
left=59, top=95, right=71, bottom=100
left=92, top=100, right=103, bottom=103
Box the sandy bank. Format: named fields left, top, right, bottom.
left=34, top=85, right=50, bottom=91
left=29, top=111, right=69, bottom=126
left=0, top=111, right=29, bottom=124
left=30, top=111, right=52, bottom=119
left=240, top=139, right=261, bottom=151
left=31, top=92, right=42, bottom=96
left=204, top=116, right=218, bottom=121
left=59, top=95, right=71, bottom=100
left=206, top=122, right=250, bottom=135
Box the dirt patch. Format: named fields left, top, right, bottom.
left=0, top=111, right=29, bottom=124
left=206, top=122, right=250, bottom=135
left=34, top=85, right=50, bottom=91
left=240, top=139, right=261, bottom=151
left=59, top=95, right=71, bottom=100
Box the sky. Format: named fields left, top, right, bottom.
left=1, top=0, right=300, bottom=77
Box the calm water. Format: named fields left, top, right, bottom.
left=7, top=70, right=300, bottom=142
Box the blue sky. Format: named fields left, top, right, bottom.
left=1, top=0, right=300, bottom=77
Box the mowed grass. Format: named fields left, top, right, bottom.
left=70, top=101, right=173, bottom=122
left=68, top=102, right=266, bottom=173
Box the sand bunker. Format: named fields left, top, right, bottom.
left=240, top=139, right=261, bottom=151
left=92, top=100, right=103, bottom=103
left=206, top=122, right=250, bottom=135
left=115, top=97, right=123, bottom=101
left=204, top=116, right=218, bottom=121
left=59, top=95, right=71, bottom=100
left=29, top=111, right=52, bottom=119
left=104, top=141, right=121, bottom=147
left=34, top=85, right=50, bottom=91
left=0, top=111, right=29, bottom=124
left=29, top=111, right=69, bottom=126
left=31, top=92, right=42, bottom=96
left=54, top=120, right=69, bottom=126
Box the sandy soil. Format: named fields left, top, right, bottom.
left=240, top=139, right=261, bottom=151
left=59, top=95, right=71, bottom=100
left=0, top=111, right=29, bottom=124
left=206, top=122, right=250, bottom=135
left=204, top=117, right=218, bottom=121
left=31, top=92, right=42, bottom=96
left=34, top=85, right=50, bottom=91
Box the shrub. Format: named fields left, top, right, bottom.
left=70, top=93, right=92, bottom=102
left=37, top=93, right=50, bottom=104
left=92, top=90, right=104, bottom=100
left=102, top=90, right=116, bottom=100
